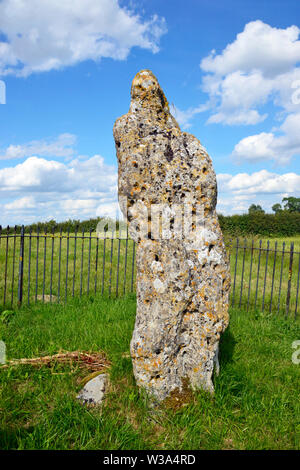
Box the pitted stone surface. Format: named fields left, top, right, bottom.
left=113, top=70, right=230, bottom=402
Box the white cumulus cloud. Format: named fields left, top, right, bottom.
left=232, top=112, right=300, bottom=165
left=203, top=70, right=271, bottom=125
left=4, top=195, right=36, bottom=211
left=175, top=20, right=300, bottom=149
left=216, top=169, right=300, bottom=214
left=201, top=21, right=300, bottom=77
left=0, top=154, right=117, bottom=193
left=0, top=133, right=77, bottom=160
left=0, top=0, right=167, bottom=77
left=201, top=20, right=300, bottom=126
left=2, top=154, right=299, bottom=222
left=170, top=103, right=209, bottom=129
left=218, top=169, right=300, bottom=195
left=191, top=20, right=300, bottom=166
left=0, top=154, right=118, bottom=225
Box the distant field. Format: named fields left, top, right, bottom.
left=224, top=234, right=300, bottom=251
left=0, top=231, right=299, bottom=318
left=224, top=235, right=300, bottom=318
left=0, top=232, right=136, bottom=306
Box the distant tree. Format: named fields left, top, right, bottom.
left=272, top=203, right=282, bottom=214
left=248, top=204, right=265, bottom=214
left=282, top=197, right=300, bottom=213
left=46, top=219, right=57, bottom=231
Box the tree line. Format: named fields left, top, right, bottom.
left=1, top=197, right=300, bottom=237
left=0, top=217, right=107, bottom=234
left=248, top=197, right=300, bottom=215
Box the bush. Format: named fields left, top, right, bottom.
left=218, top=212, right=300, bottom=237
left=0, top=217, right=109, bottom=234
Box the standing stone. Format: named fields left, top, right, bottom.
left=113, top=70, right=230, bottom=402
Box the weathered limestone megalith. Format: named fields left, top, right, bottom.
left=113, top=70, right=230, bottom=402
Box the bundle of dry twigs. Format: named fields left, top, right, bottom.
left=0, top=351, right=111, bottom=372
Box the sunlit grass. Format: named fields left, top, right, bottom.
left=0, top=294, right=299, bottom=450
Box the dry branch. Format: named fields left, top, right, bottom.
left=0, top=351, right=111, bottom=372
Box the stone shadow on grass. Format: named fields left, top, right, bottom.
left=219, top=326, right=236, bottom=367
left=0, top=426, right=35, bottom=449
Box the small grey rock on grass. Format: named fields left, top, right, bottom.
left=77, top=373, right=108, bottom=406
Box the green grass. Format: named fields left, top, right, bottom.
left=0, top=233, right=136, bottom=306
left=224, top=234, right=300, bottom=251
left=224, top=235, right=300, bottom=317
left=0, top=294, right=299, bottom=450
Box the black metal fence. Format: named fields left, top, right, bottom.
left=0, top=225, right=299, bottom=319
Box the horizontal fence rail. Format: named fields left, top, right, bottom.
left=0, top=226, right=299, bottom=320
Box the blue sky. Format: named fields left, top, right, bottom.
left=0, top=0, right=299, bottom=226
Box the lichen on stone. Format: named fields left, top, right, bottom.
left=113, top=69, right=231, bottom=403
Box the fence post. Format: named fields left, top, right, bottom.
left=231, top=237, right=239, bottom=307
left=17, top=225, right=25, bottom=307
left=285, top=242, right=294, bottom=318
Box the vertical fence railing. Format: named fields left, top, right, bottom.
left=27, top=228, right=32, bottom=306
left=246, top=239, right=254, bottom=312
left=286, top=242, right=294, bottom=318
left=0, top=226, right=299, bottom=320
left=269, top=241, right=277, bottom=314
left=11, top=226, right=17, bottom=306
left=17, top=225, right=25, bottom=307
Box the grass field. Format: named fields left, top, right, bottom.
left=0, top=232, right=300, bottom=318
left=0, top=294, right=299, bottom=450
left=225, top=235, right=300, bottom=318
left=0, top=232, right=137, bottom=305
